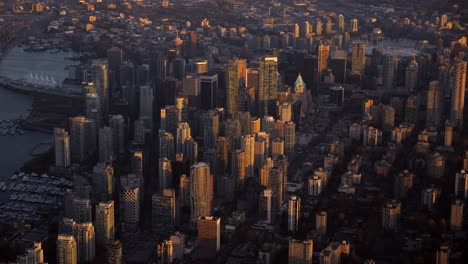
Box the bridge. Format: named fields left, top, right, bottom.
left=0, top=76, right=83, bottom=99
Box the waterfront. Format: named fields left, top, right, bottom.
left=0, top=47, right=76, bottom=181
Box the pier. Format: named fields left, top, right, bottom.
left=0, top=76, right=83, bottom=99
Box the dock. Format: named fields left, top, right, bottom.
left=0, top=76, right=83, bottom=99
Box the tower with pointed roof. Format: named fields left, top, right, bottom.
left=294, top=73, right=305, bottom=93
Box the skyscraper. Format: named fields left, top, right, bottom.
left=91, top=60, right=109, bottom=117
left=381, top=105, right=395, bottom=136
left=319, top=241, right=350, bottom=264
left=54, top=128, right=70, bottom=167
left=383, top=55, right=398, bottom=90
left=450, top=60, right=467, bottom=129
left=60, top=217, right=76, bottom=236
left=303, top=55, right=318, bottom=91
left=200, top=74, right=218, bottom=110
left=179, top=174, right=190, bottom=208
left=172, top=56, right=186, bottom=80
left=250, top=118, right=261, bottom=134
left=421, top=187, right=439, bottom=210
left=450, top=199, right=463, bottom=231
left=95, top=201, right=115, bottom=247
left=455, top=170, right=468, bottom=199
left=85, top=92, right=100, bottom=128
left=176, top=122, right=191, bottom=154
left=440, top=14, right=448, bottom=27
left=393, top=170, right=414, bottom=199
left=444, top=121, right=454, bottom=147
left=190, top=163, right=214, bottom=224
left=317, top=45, right=330, bottom=80
left=315, top=211, right=327, bottom=235
left=404, top=96, right=418, bottom=124
left=426, top=81, right=443, bottom=127
left=288, top=239, right=313, bottom=264
left=231, top=149, right=246, bottom=186
left=338, top=14, right=345, bottom=32
left=107, top=240, right=123, bottom=264
left=315, top=18, right=323, bottom=35
left=131, top=150, right=143, bottom=187
left=240, top=135, right=255, bottom=177
left=69, top=116, right=96, bottom=163
left=436, top=245, right=449, bottom=264
left=159, top=130, right=175, bottom=160
left=215, top=136, right=228, bottom=178
left=120, top=184, right=140, bottom=232
left=405, top=58, right=418, bottom=92
left=152, top=188, right=177, bottom=234
left=382, top=200, right=401, bottom=230
left=197, top=216, right=220, bottom=260
left=73, top=199, right=92, bottom=223
left=202, top=110, right=219, bottom=149
left=325, top=17, right=333, bottom=34
left=271, top=138, right=284, bottom=159
left=139, top=84, right=154, bottom=118
left=301, top=21, right=311, bottom=37
left=188, top=31, right=198, bottom=58
left=156, top=240, right=174, bottom=264
left=98, top=126, right=114, bottom=162
left=254, top=137, right=266, bottom=170
left=226, top=61, right=239, bottom=119
left=107, top=47, right=123, bottom=72
left=284, top=121, right=296, bottom=158
left=170, top=232, right=185, bottom=261
left=57, top=235, right=77, bottom=264
left=74, top=222, right=95, bottom=263
left=288, top=195, right=301, bottom=232
left=351, top=42, right=366, bottom=76
left=182, top=74, right=200, bottom=97
left=245, top=65, right=258, bottom=89
left=192, top=59, right=209, bottom=74
left=294, top=23, right=300, bottom=38
left=183, top=137, right=198, bottom=165
left=258, top=57, right=278, bottom=116
left=158, top=157, right=173, bottom=192
left=268, top=167, right=285, bottom=214
left=350, top=18, right=358, bottom=32
left=279, top=102, right=292, bottom=122
left=308, top=176, right=322, bottom=197
left=161, top=105, right=181, bottom=135
left=17, top=242, right=44, bottom=264
left=259, top=189, right=273, bottom=224
left=109, top=115, right=125, bottom=154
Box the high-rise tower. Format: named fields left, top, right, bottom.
left=54, top=128, right=70, bottom=167
left=258, top=57, right=278, bottom=116
left=351, top=42, right=366, bottom=76
left=95, top=201, right=115, bottom=247
left=450, top=60, right=467, bottom=129
left=56, top=235, right=77, bottom=264
left=190, top=163, right=214, bottom=224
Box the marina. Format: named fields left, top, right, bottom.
left=0, top=119, right=26, bottom=136
left=0, top=172, right=72, bottom=223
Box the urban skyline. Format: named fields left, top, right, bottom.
left=0, top=0, right=467, bottom=263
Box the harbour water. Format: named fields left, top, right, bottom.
left=0, top=47, right=77, bottom=181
